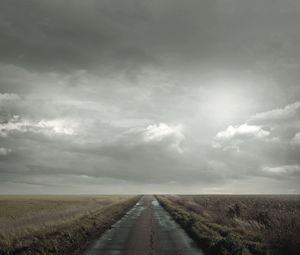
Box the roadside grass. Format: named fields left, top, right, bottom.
left=157, top=195, right=300, bottom=255
left=0, top=195, right=140, bottom=255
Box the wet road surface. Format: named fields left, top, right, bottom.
left=82, top=195, right=204, bottom=255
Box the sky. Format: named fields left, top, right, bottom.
left=0, top=0, right=300, bottom=194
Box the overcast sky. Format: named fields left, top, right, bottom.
left=0, top=0, right=300, bottom=194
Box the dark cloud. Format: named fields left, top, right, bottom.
left=1, top=0, right=299, bottom=75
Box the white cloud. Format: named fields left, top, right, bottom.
left=250, top=101, right=300, bottom=123
left=216, top=124, right=270, bottom=140
left=0, top=116, right=77, bottom=137
left=0, top=147, right=11, bottom=156
left=142, top=123, right=185, bottom=153
left=291, top=132, right=300, bottom=145
left=262, top=165, right=300, bottom=175
left=143, top=123, right=183, bottom=142
left=36, top=120, right=76, bottom=135
left=0, top=93, right=20, bottom=102
left=213, top=124, right=270, bottom=151
left=213, top=101, right=300, bottom=152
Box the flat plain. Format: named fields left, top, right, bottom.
left=1, top=195, right=299, bottom=255
left=0, top=195, right=139, bottom=255
left=157, top=195, right=300, bottom=255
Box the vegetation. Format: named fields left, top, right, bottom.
left=157, top=195, right=300, bottom=255
left=0, top=195, right=140, bottom=255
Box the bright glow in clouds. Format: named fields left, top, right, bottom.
left=203, top=79, right=251, bottom=123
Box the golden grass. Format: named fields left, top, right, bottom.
left=0, top=195, right=140, bottom=255
left=0, top=195, right=128, bottom=217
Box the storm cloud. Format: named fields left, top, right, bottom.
left=0, top=0, right=300, bottom=194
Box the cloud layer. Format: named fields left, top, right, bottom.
left=0, top=0, right=299, bottom=194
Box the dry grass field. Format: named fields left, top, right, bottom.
left=157, top=195, right=300, bottom=255
left=0, top=195, right=139, bottom=255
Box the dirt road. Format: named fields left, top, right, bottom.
left=82, top=195, right=204, bottom=255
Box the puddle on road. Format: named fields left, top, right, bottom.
left=151, top=200, right=159, bottom=206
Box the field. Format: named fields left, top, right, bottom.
left=157, top=195, right=300, bottom=255
left=0, top=195, right=139, bottom=255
